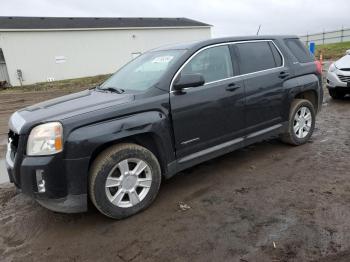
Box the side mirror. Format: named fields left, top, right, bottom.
left=173, top=73, right=205, bottom=91
left=346, top=49, right=350, bottom=55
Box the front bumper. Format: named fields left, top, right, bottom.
left=6, top=140, right=90, bottom=213
left=326, top=70, right=350, bottom=90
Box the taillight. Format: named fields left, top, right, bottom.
left=315, top=60, right=322, bottom=75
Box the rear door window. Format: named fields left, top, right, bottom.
left=269, top=42, right=283, bottom=67
left=284, top=38, right=314, bottom=63
left=236, top=41, right=278, bottom=74
left=181, top=45, right=234, bottom=83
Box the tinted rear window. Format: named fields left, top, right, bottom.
left=236, top=41, right=278, bottom=74
left=284, top=38, right=314, bottom=63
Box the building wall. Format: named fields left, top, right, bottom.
left=0, top=27, right=211, bottom=86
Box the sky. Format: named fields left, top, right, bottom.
left=1, top=0, right=349, bottom=37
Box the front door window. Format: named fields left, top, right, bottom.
left=181, top=45, right=233, bottom=84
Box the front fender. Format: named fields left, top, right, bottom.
left=63, top=111, right=174, bottom=163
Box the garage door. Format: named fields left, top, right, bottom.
left=0, top=49, right=10, bottom=85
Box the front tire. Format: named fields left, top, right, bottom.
left=281, top=99, right=315, bottom=146
left=329, top=89, right=345, bottom=99
left=89, top=143, right=161, bottom=219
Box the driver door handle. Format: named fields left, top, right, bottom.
left=226, top=83, right=241, bottom=92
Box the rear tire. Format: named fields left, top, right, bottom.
left=281, top=99, right=315, bottom=146
left=329, top=89, right=345, bottom=99
left=89, top=143, right=161, bottom=219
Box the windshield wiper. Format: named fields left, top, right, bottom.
left=89, top=85, right=100, bottom=90
left=96, top=86, right=125, bottom=94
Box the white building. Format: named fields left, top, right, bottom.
left=0, top=17, right=211, bottom=86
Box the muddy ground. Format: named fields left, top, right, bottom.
left=0, top=86, right=350, bottom=262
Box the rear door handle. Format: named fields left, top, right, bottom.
left=279, top=71, right=290, bottom=79
left=226, top=83, right=241, bottom=91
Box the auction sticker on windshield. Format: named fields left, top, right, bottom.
left=152, top=56, right=174, bottom=63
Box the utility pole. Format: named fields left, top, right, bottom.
left=256, top=24, right=261, bottom=36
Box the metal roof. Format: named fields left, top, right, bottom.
left=0, top=16, right=211, bottom=31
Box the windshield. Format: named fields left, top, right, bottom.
left=100, top=49, right=186, bottom=91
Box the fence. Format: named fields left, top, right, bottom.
left=300, top=27, right=350, bottom=45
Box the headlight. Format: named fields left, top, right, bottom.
left=328, top=63, right=337, bottom=72
left=27, top=122, right=63, bottom=156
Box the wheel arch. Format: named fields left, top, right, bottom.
left=286, top=74, right=321, bottom=113
left=64, top=111, right=175, bottom=178
left=88, top=132, right=169, bottom=177
left=294, top=89, right=318, bottom=112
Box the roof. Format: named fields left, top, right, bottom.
left=153, top=35, right=298, bottom=51
left=0, top=16, right=211, bottom=31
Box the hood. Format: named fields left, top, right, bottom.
left=335, top=55, right=350, bottom=70
left=9, top=89, right=134, bottom=134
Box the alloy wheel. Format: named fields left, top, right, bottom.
left=293, top=106, right=312, bottom=139
left=105, top=158, right=152, bottom=208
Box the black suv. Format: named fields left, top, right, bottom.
left=6, top=36, right=323, bottom=219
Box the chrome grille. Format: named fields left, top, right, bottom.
left=337, top=75, right=350, bottom=83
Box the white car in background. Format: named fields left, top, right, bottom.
left=327, top=49, right=350, bottom=99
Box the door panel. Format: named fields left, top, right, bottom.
left=234, top=41, right=288, bottom=133
left=243, top=68, right=287, bottom=133
left=170, top=45, right=246, bottom=158
left=170, top=78, right=245, bottom=158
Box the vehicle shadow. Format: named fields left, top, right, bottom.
left=326, top=94, right=350, bottom=104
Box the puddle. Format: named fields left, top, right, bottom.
left=0, top=159, right=9, bottom=184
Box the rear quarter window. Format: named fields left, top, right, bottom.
left=284, top=38, right=314, bottom=63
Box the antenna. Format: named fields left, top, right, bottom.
left=256, top=24, right=262, bottom=35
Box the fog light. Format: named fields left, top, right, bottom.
left=36, top=169, right=46, bottom=193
